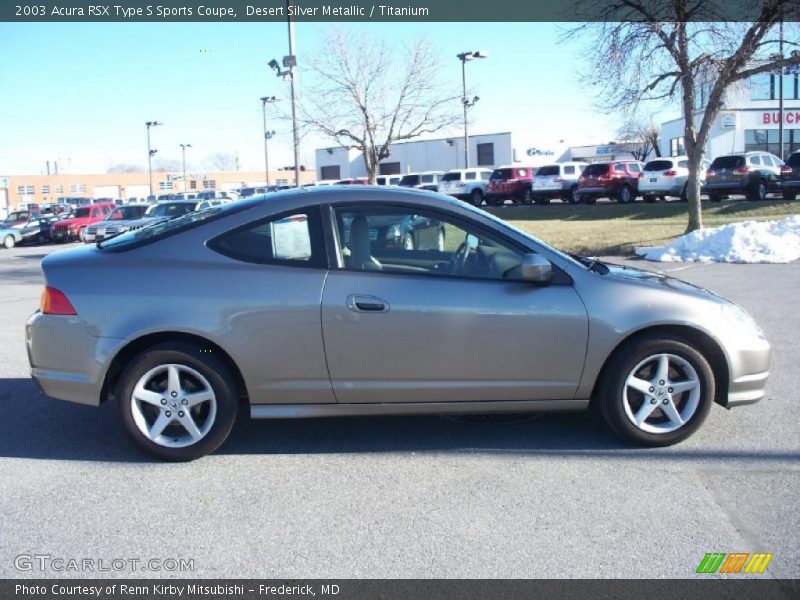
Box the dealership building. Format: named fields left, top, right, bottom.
left=659, top=71, right=800, bottom=159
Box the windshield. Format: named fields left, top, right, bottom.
left=110, top=206, right=147, bottom=220
left=490, top=169, right=512, bottom=180
left=99, top=200, right=258, bottom=251
left=644, top=160, right=674, bottom=171
left=73, top=207, right=91, bottom=218
left=146, top=202, right=196, bottom=218
left=711, top=156, right=745, bottom=169
left=583, top=163, right=610, bottom=176
left=536, top=166, right=560, bottom=176
left=399, top=175, right=420, bottom=186
left=441, top=172, right=462, bottom=182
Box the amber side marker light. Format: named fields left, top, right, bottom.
left=41, top=287, right=77, bottom=315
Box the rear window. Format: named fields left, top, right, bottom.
left=583, top=163, right=610, bottom=176
left=787, top=153, right=800, bottom=167
left=147, top=202, right=196, bottom=218
left=399, top=175, right=420, bottom=186
left=441, top=172, right=462, bottom=182
left=678, top=160, right=689, bottom=168
left=420, top=174, right=435, bottom=183
left=536, top=166, right=560, bottom=176
left=490, top=169, right=512, bottom=180
left=644, top=160, right=674, bottom=171
left=711, top=156, right=745, bottom=169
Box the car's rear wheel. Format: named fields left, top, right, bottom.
left=518, top=189, right=533, bottom=205
left=597, top=335, right=714, bottom=446
left=3, top=235, right=15, bottom=249
left=470, top=189, right=483, bottom=207
left=748, top=180, right=768, bottom=202
left=116, top=342, right=238, bottom=461
left=679, top=184, right=688, bottom=202
left=568, top=186, right=580, bottom=204
left=617, top=185, right=633, bottom=204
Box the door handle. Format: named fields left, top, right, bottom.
left=346, top=294, right=390, bottom=313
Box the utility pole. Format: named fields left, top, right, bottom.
left=146, top=121, right=163, bottom=197
left=456, top=51, right=488, bottom=169
left=260, top=96, right=280, bottom=186
left=287, top=0, right=300, bottom=187
left=778, top=17, right=784, bottom=160
left=179, top=144, right=192, bottom=193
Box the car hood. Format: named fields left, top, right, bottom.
left=600, top=262, right=729, bottom=305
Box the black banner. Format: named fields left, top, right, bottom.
left=3, top=580, right=800, bottom=600
left=2, top=0, right=800, bottom=22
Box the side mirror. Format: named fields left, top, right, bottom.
left=521, top=253, right=553, bottom=283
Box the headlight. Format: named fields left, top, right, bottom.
left=721, top=304, right=765, bottom=340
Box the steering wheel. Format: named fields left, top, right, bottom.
left=448, top=239, right=471, bottom=275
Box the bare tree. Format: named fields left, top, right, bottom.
left=292, top=29, right=460, bottom=183
left=566, top=0, right=800, bottom=231
left=205, top=152, right=237, bottom=172
left=616, top=116, right=662, bottom=161
left=152, top=158, right=181, bottom=172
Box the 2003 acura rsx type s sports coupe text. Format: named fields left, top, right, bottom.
left=26, top=188, right=770, bottom=461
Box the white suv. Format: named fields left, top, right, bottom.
left=438, top=168, right=493, bottom=206
left=398, top=171, right=444, bottom=192
left=639, top=156, right=711, bottom=202
left=531, top=162, right=588, bottom=204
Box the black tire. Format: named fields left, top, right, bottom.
left=643, top=194, right=657, bottom=203
left=491, top=196, right=505, bottom=207
left=3, top=234, right=15, bottom=249
left=519, top=188, right=533, bottom=205
left=747, top=180, right=767, bottom=202
left=534, top=195, right=551, bottom=205
left=679, top=184, right=688, bottom=202
left=708, top=192, right=722, bottom=203
left=567, top=186, right=580, bottom=204
left=617, top=185, right=633, bottom=204
left=116, top=342, right=239, bottom=461
left=597, top=335, right=715, bottom=447
left=783, top=189, right=797, bottom=201
left=470, top=188, right=484, bottom=207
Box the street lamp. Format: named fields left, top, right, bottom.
left=179, top=144, right=192, bottom=193
left=145, top=121, right=163, bottom=197
left=456, top=51, right=488, bottom=169
left=260, top=96, right=281, bottom=185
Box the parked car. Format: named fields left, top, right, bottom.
left=398, top=172, right=444, bottom=192
left=639, top=157, right=712, bottom=202
left=308, top=180, right=339, bottom=187
left=0, top=225, right=22, bottom=249
left=27, top=187, right=770, bottom=461
left=50, top=202, right=115, bottom=243
left=335, top=178, right=368, bottom=185
left=39, top=203, right=70, bottom=218
left=2, top=210, right=50, bottom=244
left=577, top=161, right=644, bottom=204
left=531, top=162, right=589, bottom=205
left=196, top=190, right=231, bottom=200
left=486, top=166, right=537, bottom=205
left=704, top=152, right=783, bottom=202
left=438, top=168, right=492, bottom=206
left=83, top=204, right=151, bottom=243
left=60, top=197, right=93, bottom=207
left=375, top=175, right=402, bottom=186
left=780, top=150, right=800, bottom=201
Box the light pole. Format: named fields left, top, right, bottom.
left=269, top=2, right=300, bottom=187
left=179, top=143, right=192, bottom=193
left=456, top=51, right=488, bottom=169
left=145, top=121, right=163, bottom=197
left=260, top=96, right=280, bottom=185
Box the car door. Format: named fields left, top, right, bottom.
left=320, top=204, right=589, bottom=404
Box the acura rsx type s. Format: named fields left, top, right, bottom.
left=26, top=187, right=770, bottom=461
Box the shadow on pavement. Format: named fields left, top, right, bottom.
left=2, top=377, right=798, bottom=463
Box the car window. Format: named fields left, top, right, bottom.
left=74, top=207, right=90, bottom=218
left=333, top=206, right=528, bottom=282
left=629, top=163, right=642, bottom=173
left=711, top=156, right=744, bottom=169
left=399, top=175, right=420, bottom=186
left=517, top=169, right=527, bottom=177
left=421, top=175, right=434, bottom=183
left=644, top=160, right=674, bottom=171
left=763, top=155, right=777, bottom=167
left=678, top=160, right=689, bottom=169
left=210, top=209, right=325, bottom=267
left=480, top=171, right=491, bottom=181
left=614, top=163, right=625, bottom=172
left=563, top=165, right=576, bottom=175
left=537, top=166, right=560, bottom=176
left=750, top=155, right=762, bottom=166
left=490, top=169, right=512, bottom=180
left=787, top=153, right=800, bottom=168
left=441, top=173, right=461, bottom=182
left=583, top=164, right=609, bottom=176
left=465, top=171, right=477, bottom=180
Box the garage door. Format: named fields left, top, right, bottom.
left=93, top=185, right=120, bottom=199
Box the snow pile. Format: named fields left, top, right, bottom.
left=636, top=215, right=800, bottom=263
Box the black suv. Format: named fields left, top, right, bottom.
left=780, top=151, right=800, bottom=201
left=704, top=152, right=783, bottom=202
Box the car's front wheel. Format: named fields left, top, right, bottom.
left=597, top=335, right=714, bottom=446
left=470, top=189, right=483, bottom=207
left=116, top=342, right=238, bottom=461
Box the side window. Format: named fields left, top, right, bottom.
left=465, top=171, right=477, bottom=181
left=629, top=163, right=642, bottom=173
left=517, top=169, right=527, bottom=177
left=564, top=165, right=575, bottom=175
left=750, top=155, right=762, bottom=166
left=614, top=163, right=625, bottom=172
left=762, top=155, right=776, bottom=167
left=333, top=207, right=528, bottom=282
left=210, top=209, right=325, bottom=268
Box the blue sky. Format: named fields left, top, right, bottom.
left=0, top=22, right=673, bottom=175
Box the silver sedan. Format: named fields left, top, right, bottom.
left=26, top=188, right=770, bottom=461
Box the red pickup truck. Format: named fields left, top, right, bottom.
left=50, top=202, right=115, bottom=243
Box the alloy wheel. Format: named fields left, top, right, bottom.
left=622, top=353, right=701, bottom=434
left=129, top=364, right=217, bottom=448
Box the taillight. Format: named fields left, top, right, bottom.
left=40, top=287, right=77, bottom=315
left=706, top=169, right=715, bottom=177
left=663, top=170, right=677, bottom=176
left=781, top=165, right=792, bottom=175
left=734, top=165, right=751, bottom=175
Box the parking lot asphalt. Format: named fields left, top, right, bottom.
left=0, top=242, right=798, bottom=579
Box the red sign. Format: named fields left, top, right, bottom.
left=762, top=111, right=800, bottom=124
